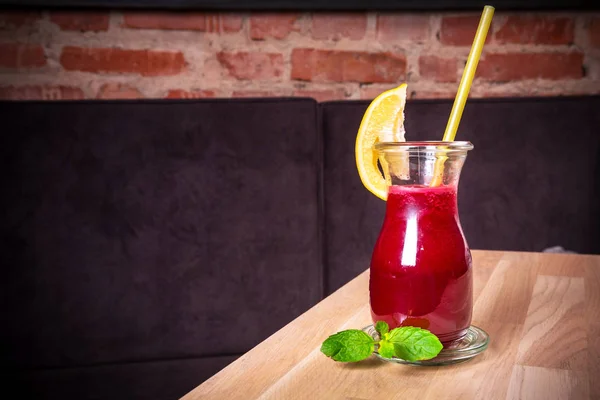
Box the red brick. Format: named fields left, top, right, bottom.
left=0, top=11, right=41, bottom=29
left=293, top=89, right=346, bottom=101
left=217, top=52, right=284, bottom=80
left=590, top=17, right=600, bottom=48
left=480, top=90, right=521, bottom=98
left=60, top=46, right=186, bottom=76
left=359, top=86, right=392, bottom=100
left=97, top=83, right=143, bottom=99
left=419, top=55, right=457, bottom=83
left=363, top=87, right=455, bottom=100
left=311, top=13, right=367, bottom=40
left=376, top=14, right=430, bottom=43
left=478, top=52, right=584, bottom=81
left=232, top=90, right=285, bottom=98
left=410, top=90, right=456, bottom=99
left=0, top=43, right=46, bottom=68
left=0, top=85, right=84, bottom=100
left=249, top=13, right=299, bottom=40
left=291, top=48, right=406, bottom=83
left=166, top=89, right=216, bottom=98
left=122, top=12, right=242, bottom=32
left=480, top=89, right=575, bottom=98
left=50, top=11, right=110, bottom=32
left=495, top=16, right=573, bottom=45
left=440, top=15, right=493, bottom=46
left=208, top=14, right=243, bottom=32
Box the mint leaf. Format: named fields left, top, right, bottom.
left=377, top=339, right=395, bottom=358
left=321, top=323, right=443, bottom=363
left=385, top=326, right=443, bottom=361
left=320, top=329, right=375, bottom=362
left=375, top=321, right=389, bottom=336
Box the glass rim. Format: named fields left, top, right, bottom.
left=374, top=141, right=474, bottom=153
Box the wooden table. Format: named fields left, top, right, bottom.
left=183, top=251, right=600, bottom=399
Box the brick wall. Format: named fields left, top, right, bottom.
left=0, top=10, right=599, bottom=101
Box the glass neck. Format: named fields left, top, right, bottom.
left=375, top=142, right=472, bottom=187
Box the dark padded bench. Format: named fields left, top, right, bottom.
left=1, top=99, right=323, bottom=399
left=2, top=95, right=599, bottom=399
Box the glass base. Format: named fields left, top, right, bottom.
left=363, top=324, right=489, bottom=366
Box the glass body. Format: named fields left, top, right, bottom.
left=369, top=141, right=474, bottom=344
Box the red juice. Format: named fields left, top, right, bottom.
left=369, top=184, right=472, bottom=343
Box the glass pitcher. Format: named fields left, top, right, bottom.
left=369, top=141, right=474, bottom=344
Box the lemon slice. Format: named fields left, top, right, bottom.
left=355, top=83, right=408, bottom=201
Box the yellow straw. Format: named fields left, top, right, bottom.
left=431, top=5, right=494, bottom=186
left=443, top=5, right=495, bottom=141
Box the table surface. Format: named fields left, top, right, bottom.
left=183, top=250, right=600, bottom=400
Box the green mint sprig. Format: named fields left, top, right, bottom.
left=320, top=321, right=442, bottom=363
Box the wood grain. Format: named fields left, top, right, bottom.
left=507, top=366, right=589, bottom=400
left=182, top=251, right=600, bottom=400
left=585, top=256, right=600, bottom=397
left=516, top=276, right=586, bottom=370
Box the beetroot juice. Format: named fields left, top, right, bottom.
left=370, top=184, right=472, bottom=343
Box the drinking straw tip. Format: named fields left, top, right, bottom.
left=432, top=5, right=494, bottom=187
left=441, top=5, right=494, bottom=143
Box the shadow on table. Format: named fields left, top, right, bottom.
left=339, top=357, right=386, bottom=370
left=341, top=354, right=489, bottom=372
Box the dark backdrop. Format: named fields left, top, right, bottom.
left=0, top=0, right=598, bottom=11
